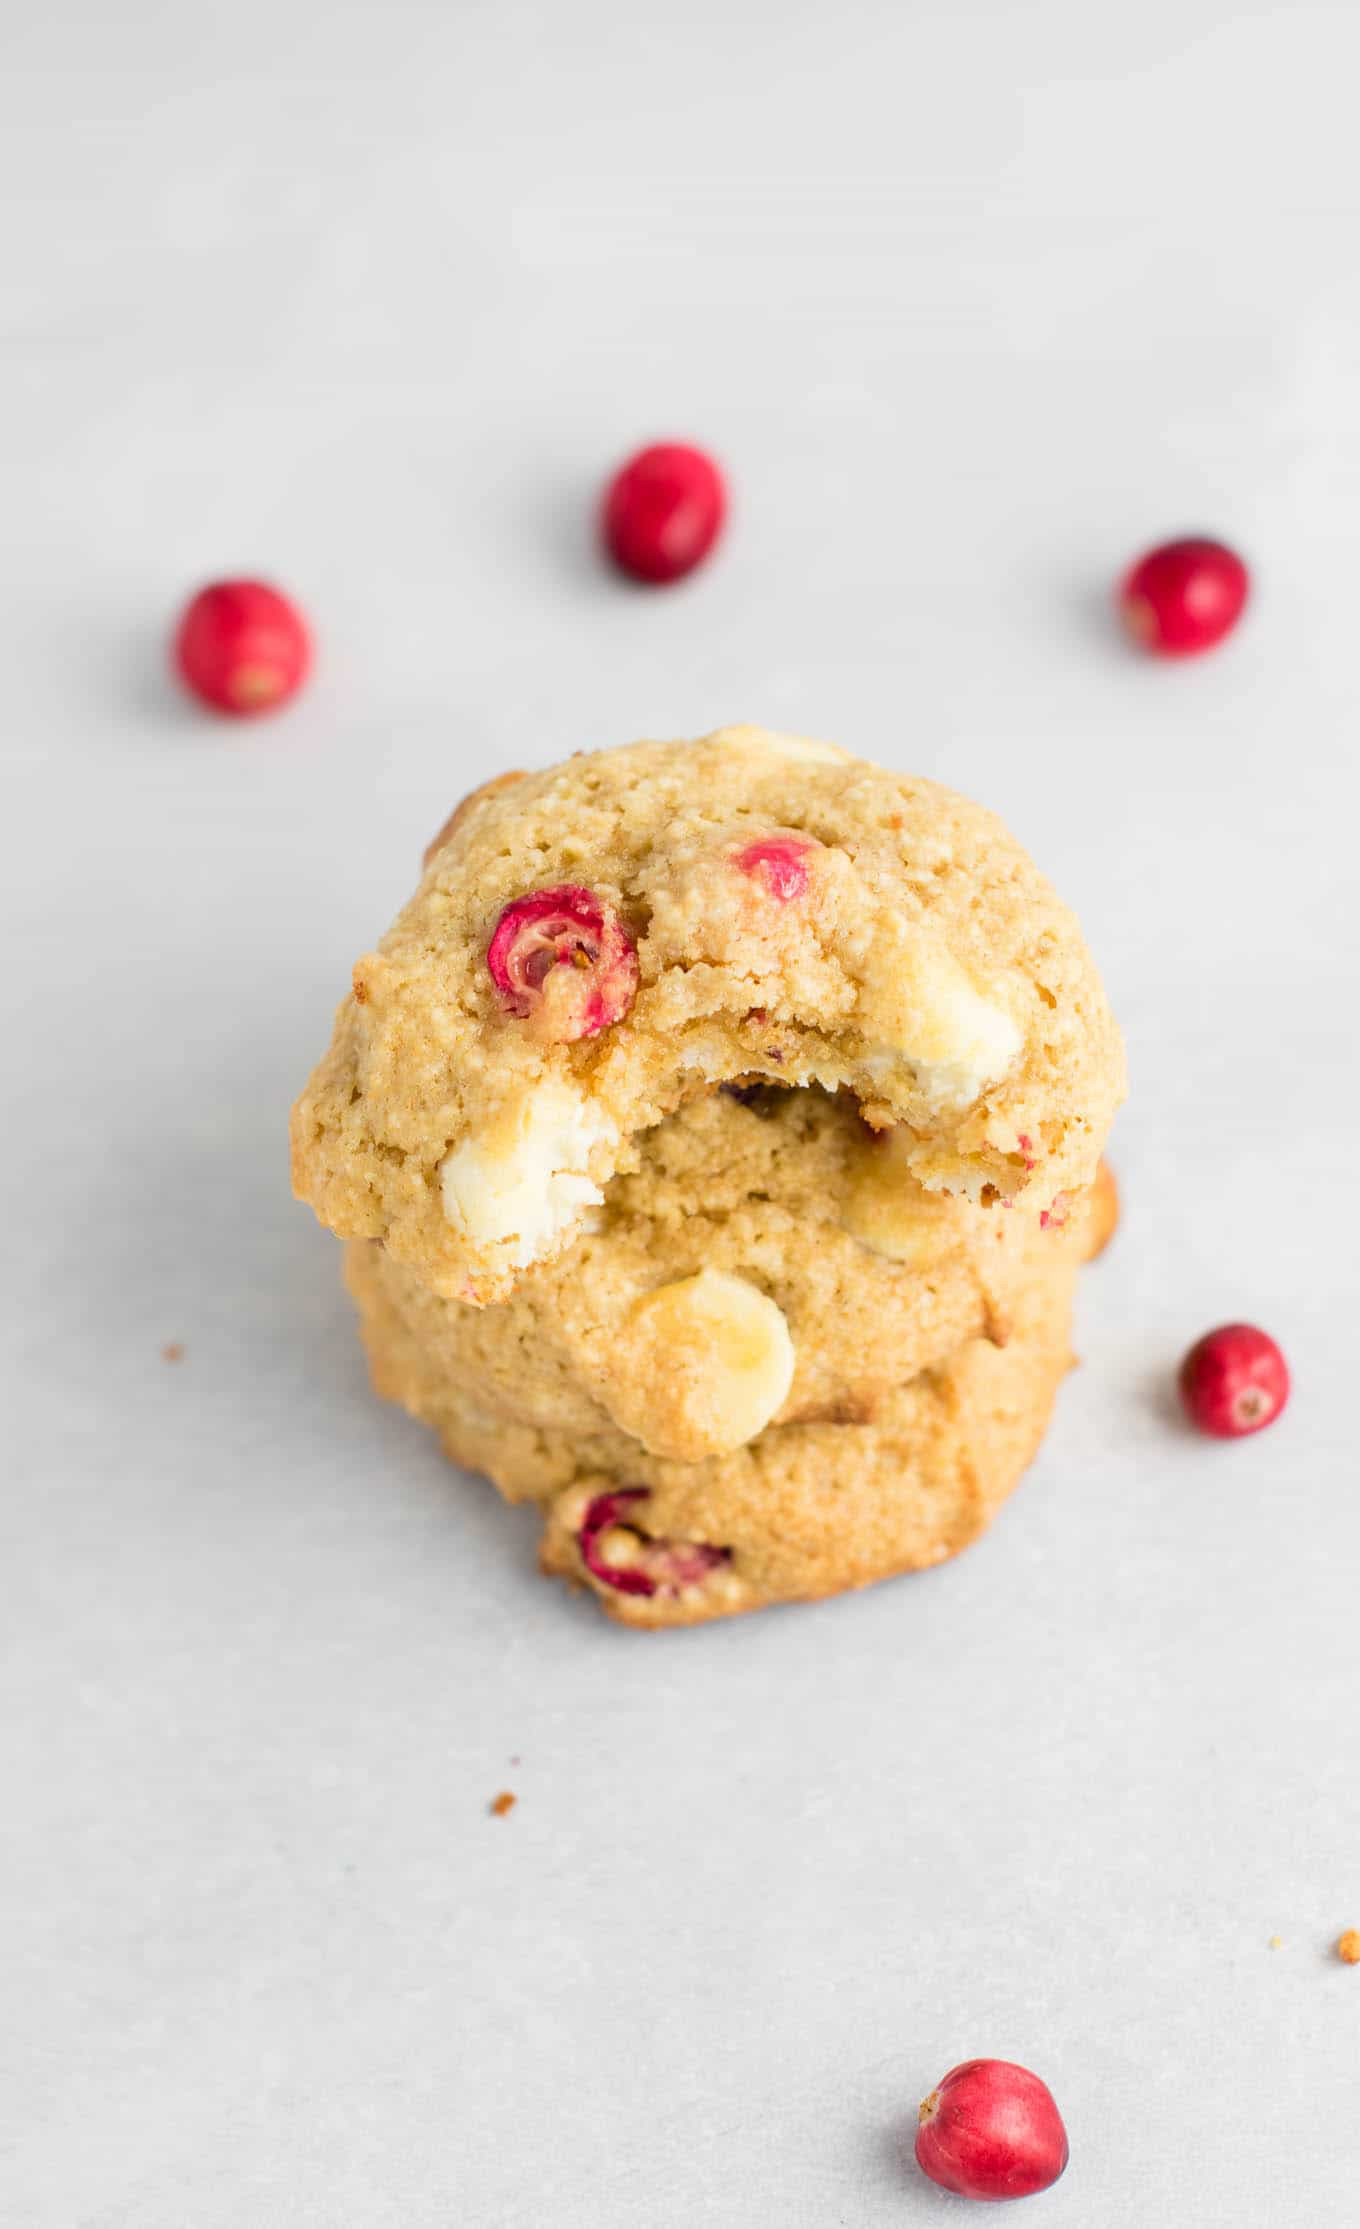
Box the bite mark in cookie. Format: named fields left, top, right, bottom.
left=349, top=1089, right=1102, bottom=1442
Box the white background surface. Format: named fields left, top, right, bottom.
left=5, top=3, right=1359, bottom=2222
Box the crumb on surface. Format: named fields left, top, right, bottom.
left=489, top=1791, right=517, bottom=1819
left=161, top=1342, right=185, bottom=1363
left=1337, top=1929, right=1360, bottom=1965
left=1268, top=1934, right=1283, bottom=1950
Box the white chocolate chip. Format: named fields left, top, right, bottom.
left=840, top=1128, right=962, bottom=1264
left=555, top=1485, right=594, bottom=1533
left=860, top=937, right=1020, bottom=1107
left=599, top=1268, right=795, bottom=1461
left=439, top=1081, right=618, bottom=1267
left=711, top=723, right=850, bottom=766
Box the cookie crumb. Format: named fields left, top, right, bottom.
left=161, top=1342, right=185, bottom=1364
left=489, top=1791, right=517, bottom=1819
left=1337, top=1930, right=1360, bottom=1965
left=1268, top=1935, right=1283, bottom=1950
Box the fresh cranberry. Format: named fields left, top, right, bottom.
left=600, top=443, right=726, bottom=584
left=1118, top=536, right=1249, bottom=657
left=173, top=579, right=312, bottom=715
left=1178, top=1323, right=1290, bottom=1438
left=733, top=836, right=813, bottom=902
left=915, top=2059, right=1069, bottom=2202
left=578, top=1490, right=728, bottom=1598
left=486, top=885, right=638, bottom=1041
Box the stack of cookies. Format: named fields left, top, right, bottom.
left=292, top=727, right=1124, bottom=1627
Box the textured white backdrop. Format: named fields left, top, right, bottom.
left=5, top=3, right=1359, bottom=2223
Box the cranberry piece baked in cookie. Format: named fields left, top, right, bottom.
left=292, top=729, right=1125, bottom=1304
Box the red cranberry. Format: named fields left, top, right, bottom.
left=915, top=2059, right=1069, bottom=2202
left=578, top=1490, right=728, bottom=1598
left=173, top=579, right=312, bottom=715
left=486, top=885, right=638, bottom=1041
left=1118, top=536, right=1249, bottom=657
left=600, top=443, right=726, bottom=584
left=1178, top=1323, right=1290, bottom=1438
left=733, top=836, right=813, bottom=902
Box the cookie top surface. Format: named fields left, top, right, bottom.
left=293, top=726, right=1125, bottom=1300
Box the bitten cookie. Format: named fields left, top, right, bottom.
left=292, top=729, right=1126, bottom=1302
left=346, top=1227, right=1081, bottom=1626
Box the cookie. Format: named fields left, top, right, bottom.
left=344, top=1085, right=1108, bottom=1460
left=347, top=1230, right=1080, bottom=1626
left=292, top=728, right=1125, bottom=1303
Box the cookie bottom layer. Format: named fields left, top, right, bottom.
left=347, top=1238, right=1080, bottom=1627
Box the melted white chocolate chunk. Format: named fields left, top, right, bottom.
left=860, top=937, right=1020, bottom=1107
left=840, top=1128, right=962, bottom=1264
left=439, top=1081, right=617, bottom=1267
left=599, top=1268, right=795, bottom=1461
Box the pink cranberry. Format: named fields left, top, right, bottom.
left=733, top=836, right=813, bottom=902
left=1178, top=1323, right=1290, bottom=1438
left=486, top=885, right=638, bottom=1040
left=600, top=443, right=726, bottom=584
left=578, top=1490, right=728, bottom=1598
left=173, top=579, right=312, bottom=715
left=915, top=2059, right=1069, bottom=2202
left=1118, top=536, right=1249, bottom=657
